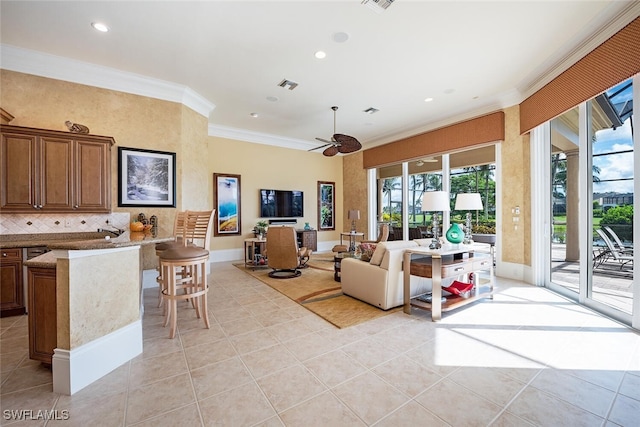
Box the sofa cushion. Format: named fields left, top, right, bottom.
left=369, top=240, right=419, bottom=266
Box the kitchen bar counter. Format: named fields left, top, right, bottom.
left=1, top=229, right=174, bottom=250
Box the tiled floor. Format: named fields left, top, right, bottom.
left=1, top=260, right=639, bottom=426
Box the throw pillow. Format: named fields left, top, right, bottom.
left=358, top=243, right=377, bottom=263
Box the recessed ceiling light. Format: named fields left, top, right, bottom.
left=444, top=88, right=455, bottom=94
left=314, top=51, right=326, bottom=59
left=250, top=112, right=259, bottom=118
left=424, top=97, right=434, bottom=102
left=91, top=22, right=109, bottom=32
left=266, top=96, right=279, bottom=102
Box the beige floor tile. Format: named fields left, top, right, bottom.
left=179, top=323, right=226, bottom=348
left=0, top=335, right=29, bottom=355
left=490, top=410, right=536, bottom=426
left=332, top=371, right=409, bottom=425
left=128, top=350, right=188, bottom=387
left=265, top=319, right=315, bottom=343
left=256, top=364, right=327, bottom=412
left=141, top=335, right=184, bottom=359
left=191, top=356, right=253, bottom=401
left=278, top=391, right=364, bottom=426
left=240, top=344, right=299, bottom=379
left=129, top=403, right=202, bottom=427
left=372, top=354, right=443, bottom=398
left=341, top=336, right=400, bottom=369
left=56, top=364, right=130, bottom=405
left=220, top=316, right=264, bottom=337
left=48, top=390, right=126, bottom=427
left=229, top=329, right=280, bottom=355
left=0, top=384, right=59, bottom=417
left=282, top=331, right=340, bottom=362
left=125, top=373, right=196, bottom=425
left=530, top=368, right=616, bottom=417
left=506, top=386, right=604, bottom=426
left=253, top=309, right=296, bottom=328
left=608, top=393, right=640, bottom=427
left=375, top=400, right=449, bottom=427
left=0, top=349, right=27, bottom=373
left=448, top=366, right=527, bottom=406
left=183, top=337, right=237, bottom=370
left=1, top=364, right=53, bottom=394
left=199, top=382, right=276, bottom=426
left=414, top=378, right=502, bottom=427
left=303, top=350, right=367, bottom=388
left=619, top=372, right=640, bottom=401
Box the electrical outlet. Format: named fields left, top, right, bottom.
left=64, top=219, right=71, bottom=228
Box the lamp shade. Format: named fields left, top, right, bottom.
left=348, top=209, right=360, bottom=220
left=454, top=193, right=483, bottom=211
left=421, top=191, right=450, bottom=212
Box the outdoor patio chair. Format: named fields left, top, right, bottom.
left=603, top=226, right=633, bottom=255
left=595, top=228, right=633, bottom=270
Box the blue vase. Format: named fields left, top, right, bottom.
left=304, top=222, right=311, bottom=230
left=446, top=223, right=464, bottom=244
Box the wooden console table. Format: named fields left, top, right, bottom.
left=403, top=247, right=493, bottom=321
left=244, top=237, right=267, bottom=268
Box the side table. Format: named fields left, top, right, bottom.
left=403, top=247, right=493, bottom=321
left=244, top=237, right=267, bottom=268
left=333, top=252, right=358, bottom=282
left=340, top=232, right=364, bottom=252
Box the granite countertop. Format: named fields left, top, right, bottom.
left=15, top=229, right=176, bottom=268
left=1, top=229, right=174, bottom=249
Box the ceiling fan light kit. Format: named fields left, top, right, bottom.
left=309, top=106, right=362, bottom=157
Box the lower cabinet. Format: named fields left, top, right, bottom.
left=27, top=267, right=57, bottom=365
left=0, top=248, right=25, bottom=317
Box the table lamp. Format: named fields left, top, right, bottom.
left=348, top=209, right=360, bottom=233
left=421, top=191, right=450, bottom=249
left=454, top=193, right=483, bottom=244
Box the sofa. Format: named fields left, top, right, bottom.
left=340, top=239, right=437, bottom=310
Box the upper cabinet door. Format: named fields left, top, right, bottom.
left=0, top=125, right=114, bottom=213
left=74, top=138, right=111, bottom=212
left=39, top=135, right=74, bottom=211
left=0, top=131, right=38, bottom=211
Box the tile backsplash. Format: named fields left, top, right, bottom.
left=0, top=212, right=131, bottom=235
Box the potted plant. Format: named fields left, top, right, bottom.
left=254, top=220, right=268, bottom=239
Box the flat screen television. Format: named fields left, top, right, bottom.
left=260, top=189, right=303, bottom=218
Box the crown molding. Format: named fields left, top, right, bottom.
left=0, top=44, right=215, bottom=118
left=518, top=2, right=640, bottom=98
left=208, top=123, right=318, bottom=152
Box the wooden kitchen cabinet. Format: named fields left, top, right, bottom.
left=0, top=125, right=115, bottom=213
left=0, top=248, right=25, bottom=317
left=27, top=267, right=57, bottom=365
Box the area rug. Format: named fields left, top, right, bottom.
left=235, top=255, right=400, bottom=328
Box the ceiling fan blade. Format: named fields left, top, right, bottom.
left=323, top=145, right=339, bottom=156
left=308, top=142, right=332, bottom=152
left=333, top=134, right=362, bottom=153
left=315, top=137, right=333, bottom=143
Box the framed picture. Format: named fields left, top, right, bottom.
left=318, top=181, right=335, bottom=231
left=213, top=173, right=241, bottom=236
left=118, top=147, right=176, bottom=207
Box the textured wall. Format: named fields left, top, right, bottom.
left=501, top=105, right=531, bottom=266
left=56, top=247, right=140, bottom=350
left=342, top=151, right=370, bottom=239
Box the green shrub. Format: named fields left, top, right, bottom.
left=601, top=205, right=633, bottom=241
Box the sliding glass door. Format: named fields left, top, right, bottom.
left=546, top=78, right=635, bottom=324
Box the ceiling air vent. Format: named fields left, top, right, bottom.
left=277, top=79, right=299, bottom=90
left=362, top=0, right=395, bottom=14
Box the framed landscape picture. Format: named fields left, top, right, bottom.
left=118, top=147, right=176, bottom=207
left=318, top=181, right=335, bottom=230
left=213, top=173, right=241, bottom=236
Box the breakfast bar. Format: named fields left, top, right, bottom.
left=7, top=229, right=174, bottom=395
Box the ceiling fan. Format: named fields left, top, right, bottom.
left=309, top=106, right=362, bottom=157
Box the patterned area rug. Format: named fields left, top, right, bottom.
left=235, top=254, right=400, bottom=328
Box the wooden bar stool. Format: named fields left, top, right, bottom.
left=156, top=211, right=187, bottom=307
left=159, top=210, right=215, bottom=338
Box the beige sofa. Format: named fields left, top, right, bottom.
left=341, top=239, right=435, bottom=310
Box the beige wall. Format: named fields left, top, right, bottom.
left=207, top=137, right=343, bottom=251
left=342, top=151, right=370, bottom=238
left=500, top=105, right=531, bottom=266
